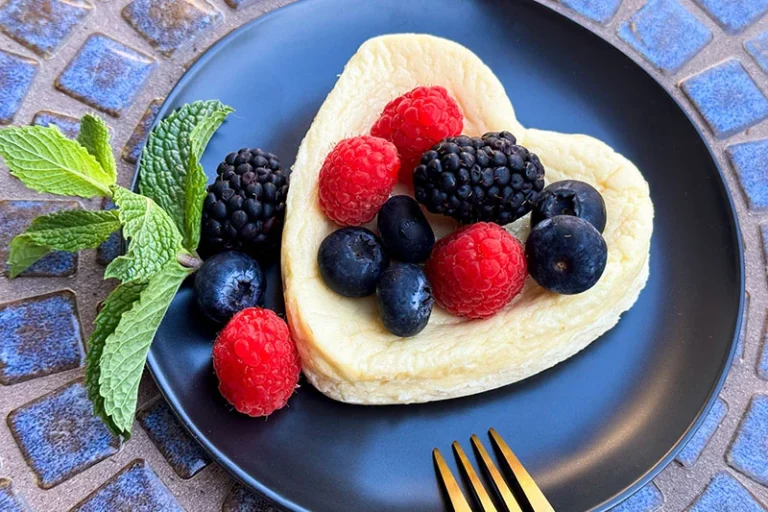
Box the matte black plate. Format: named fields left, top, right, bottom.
left=147, top=0, right=744, bottom=510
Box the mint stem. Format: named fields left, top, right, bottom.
left=177, top=252, right=203, bottom=270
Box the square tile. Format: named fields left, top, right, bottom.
left=609, top=482, right=663, bottom=512
left=0, top=479, right=30, bottom=512
left=0, top=200, right=80, bottom=277
left=138, top=397, right=211, bottom=479
left=687, top=471, right=766, bottom=511
left=222, top=482, right=284, bottom=512
left=676, top=397, right=728, bottom=467
left=8, top=380, right=120, bottom=488
left=31, top=110, right=81, bottom=139
left=55, top=34, right=156, bottom=117
left=746, top=31, right=768, bottom=75
left=121, top=98, right=163, bottom=164
left=693, top=0, right=768, bottom=34
left=728, top=395, right=768, bottom=486
left=0, top=0, right=93, bottom=58
left=0, top=49, right=39, bottom=125
left=71, top=459, right=184, bottom=511
left=727, top=139, right=768, bottom=210
left=0, top=290, right=84, bottom=385
left=97, top=198, right=122, bottom=265
left=559, top=0, right=622, bottom=24
left=682, top=59, right=768, bottom=139
left=122, top=0, right=221, bottom=57
left=618, top=0, right=712, bottom=73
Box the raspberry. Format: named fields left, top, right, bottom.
left=212, top=308, right=300, bottom=417
left=371, top=86, right=463, bottom=183
left=426, top=223, right=527, bottom=319
left=318, top=135, right=400, bottom=226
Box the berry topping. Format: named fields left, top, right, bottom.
left=525, top=215, right=607, bottom=295
left=376, top=263, right=434, bottom=337
left=371, top=86, right=463, bottom=183
left=414, top=132, right=545, bottom=226
left=318, top=135, right=400, bottom=226
left=377, top=195, right=435, bottom=263
left=194, top=251, right=265, bottom=324
left=318, top=227, right=389, bottom=297
left=426, top=222, right=527, bottom=319
left=201, top=148, right=290, bottom=256
left=212, top=308, right=300, bottom=417
left=531, top=180, right=607, bottom=233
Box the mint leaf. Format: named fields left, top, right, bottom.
left=105, top=187, right=183, bottom=282
left=77, top=114, right=117, bottom=182
left=8, top=209, right=121, bottom=278
left=99, top=261, right=191, bottom=435
left=86, top=279, right=147, bottom=437
left=0, top=125, right=113, bottom=198
left=138, top=100, right=233, bottom=249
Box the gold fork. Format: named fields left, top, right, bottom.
left=433, top=428, right=555, bottom=512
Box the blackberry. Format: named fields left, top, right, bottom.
left=201, top=148, right=290, bottom=256
left=413, top=131, right=545, bottom=225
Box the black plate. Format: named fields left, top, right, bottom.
left=146, top=0, right=744, bottom=510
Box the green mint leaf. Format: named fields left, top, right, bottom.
left=8, top=209, right=121, bottom=278
left=138, top=100, right=233, bottom=248
left=98, top=261, right=191, bottom=435
left=0, top=125, right=113, bottom=198
left=77, top=114, right=117, bottom=183
left=86, top=279, right=147, bottom=437
left=105, top=186, right=184, bottom=282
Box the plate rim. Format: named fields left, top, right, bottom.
left=140, top=0, right=746, bottom=510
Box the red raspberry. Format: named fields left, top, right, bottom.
left=371, top=86, right=463, bottom=183
left=318, top=135, right=400, bottom=226
left=426, top=223, right=527, bottom=319
left=212, top=308, right=300, bottom=417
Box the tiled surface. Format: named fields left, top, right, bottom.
left=31, top=110, right=81, bottom=139
left=0, top=0, right=93, bottom=58
left=96, top=198, right=121, bottom=265
left=0, top=478, right=30, bottom=511
left=0, top=0, right=767, bottom=511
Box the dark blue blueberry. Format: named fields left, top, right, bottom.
left=531, top=180, right=607, bottom=233
left=377, top=196, right=435, bottom=264
left=318, top=227, right=388, bottom=297
left=194, top=251, right=265, bottom=324
left=376, top=263, right=434, bottom=337
left=525, top=216, right=607, bottom=295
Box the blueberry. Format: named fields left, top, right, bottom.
left=525, top=216, right=607, bottom=294
left=194, top=251, right=265, bottom=324
left=376, top=263, right=434, bottom=337
left=318, top=227, right=389, bottom=297
left=377, top=196, right=435, bottom=263
left=531, top=180, right=607, bottom=233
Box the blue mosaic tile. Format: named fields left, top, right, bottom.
left=608, top=482, right=663, bottom=512
left=0, top=290, right=84, bottom=385
left=747, top=31, right=768, bottom=75
left=0, top=200, right=80, bottom=277
left=121, top=98, right=163, bottom=164
left=55, top=34, right=156, bottom=117
left=0, top=50, right=39, bottom=125
left=222, top=483, right=284, bottom=512
left=31, top=110, right=81, bottom=139
left=693, top=0, right=768, bottom=34
left=8, top=380, right=120, bottom=488
left=0, top=0, right=93, bottom=58
left=728, top=395, right=768, bottom=486
left=682, top=59, right=768, bottom=139
left=122, top=0, right=221, bottom=57
left=727, top=139, right=768, bottom=210
left=688, top=471, right=766, bottom=511
left=0, top=478, right=30, bottom=512
left=617, top=0, right=712, bottom=73
left=71, top=459, right=184, bottom=512
left=97, top=198, right=122, bottom=266
left=559, top=0, right=622, bottom=24
left=676, top=397, right=728, bottom=467
left=138, top=397, right=211, bottom=479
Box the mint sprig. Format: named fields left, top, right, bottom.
left=0, top=102, right=232, bottom=437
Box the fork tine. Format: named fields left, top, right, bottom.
left=471, top=434, right=523, bottom=512
left=452, top=441, right=498, bottom=512
left=489, top=428, right=555, bottom=512
left=433, top=448, right=473, bottom=512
